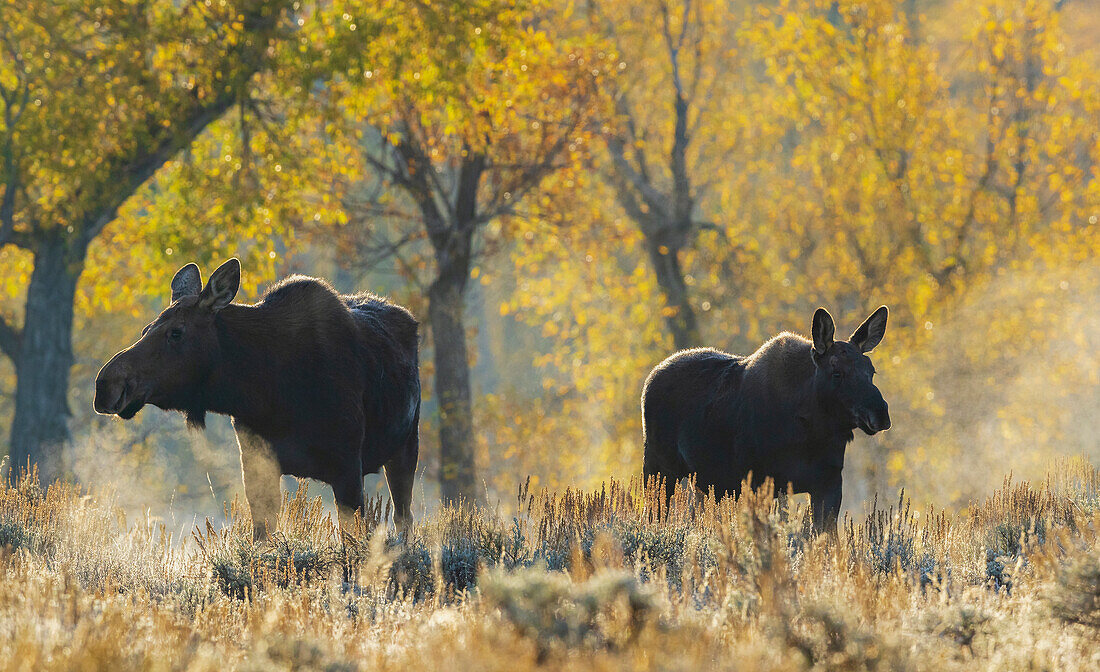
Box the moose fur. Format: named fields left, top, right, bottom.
left=641, top=307, right=891, bottom=533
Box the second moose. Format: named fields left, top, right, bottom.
left=641, top=307, right=891, bottom=533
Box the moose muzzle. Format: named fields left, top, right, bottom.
left=93, top=353, right=146, bottom=418
left=857, top=403, right=891, bottom=435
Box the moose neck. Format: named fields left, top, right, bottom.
left=809, top=371, right=857, bottom=446
left=200, top=304, right=287, bottom=428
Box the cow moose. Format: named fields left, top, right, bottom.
left=641, top=306, right=891, bottom=533
left=94, top=259, right=421, bottom=539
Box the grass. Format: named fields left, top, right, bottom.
left=0, top=459, right=1097, bottom=670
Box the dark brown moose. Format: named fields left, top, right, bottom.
left=94, top=259, right=421, bottom=538
left=641, top=306, right=891, bottom=533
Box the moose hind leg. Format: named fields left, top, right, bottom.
left=642, top=448, right=678, bottom=509
left=234, top=423, right=282, bottom=542
left=329, top=469, right=366, bottom=586
left=384, top=432, right=418, bottom=531
left=383, top=460, right=415, bottom=532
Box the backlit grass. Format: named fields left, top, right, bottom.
left=0, top=459, right=1097, bottom=670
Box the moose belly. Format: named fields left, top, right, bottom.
left=261, top=435, right=343, bottom=483
left=738, top=437, right=845, bottom=495
left=765, top=457, right=844, bottom=495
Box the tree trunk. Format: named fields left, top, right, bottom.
left=903, top=0, right=920, bottom=44
left=429, top=265, right=476, bottom=503
left=644, top=237, right=699, bottom=351
left=8, top=233, right=83, bottom=484
left=427, top=221, right=478, bottom=502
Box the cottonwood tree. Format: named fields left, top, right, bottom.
left=586, top=0, right=746, bottom=349
left=747, top=0, right=1097, bottom=303
left=0, top=0, right=293, bottom=482
left=309, top=0, right=610, bottom=501
left=466, top=0, right=760, bottom=489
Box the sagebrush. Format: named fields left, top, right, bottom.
left=0, top=460, right=1097, bottom=670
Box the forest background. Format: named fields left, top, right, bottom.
left=2, top=0, right=1099, bottom=530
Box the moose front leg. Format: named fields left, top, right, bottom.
left=810, top=477, right=843, bottom=536
left=776, top=486, right=790, bottom=523
left=331, top=470, right=366, bottom=535
left=331, top=467, right=366, bottom=586
left=234, top=421, right=282, bottom=542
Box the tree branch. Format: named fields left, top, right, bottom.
left=482, top=115, right=580, bottom=220
left=77, top=1, right=291, bottom=247
left=391, top=132, right=450, bottom=244
left=356, top=229, right=426, bottom=271
left=602, top=163, right=657, bottom=235
left=0, top=21, right=31, bottom=251
left=81, top=92, right=239, bottom=246
left=0, top=147, right=20, bottom=249
left=454, top=149, right=486, bottom=232
left=604, top=134, right=669, bottom=222
left=941, top=81, right=1008, bottom=281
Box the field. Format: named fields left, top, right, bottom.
left=0, top=461, right=1096, bottom=671
left=3, top=0, right=1100, bottom=669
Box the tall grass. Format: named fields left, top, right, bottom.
left=0, top=459, right=1097, bottom=670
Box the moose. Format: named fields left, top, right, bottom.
left=94, top=259, right=421, bottom=538
left=641, top=306, right=891, bottom=533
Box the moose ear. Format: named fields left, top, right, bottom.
left=199, top=258, right=241, bottom=312
left=851, top=305, right=888, bottom=353
left=170, top=263, right=202, bottom=302
left=811, top=308, right=835, bottom=356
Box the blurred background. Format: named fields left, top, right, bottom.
left=1, top=0, right=1098, bottom=529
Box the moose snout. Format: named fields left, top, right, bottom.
left=855, top=399, right=891, bottom=435
left=874, top=406, right=891, bottom=432
left=93, top=371, right=126, bottom=415
left=94, top=354, right=135, bottom=415
left=866, top=403, right=891, bottom=433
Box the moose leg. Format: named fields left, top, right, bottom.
left=331, top=471, right=366, bottom=535
left=810, top=478, right=843, bottom=536
left=234, top=423, right=282, bottom=542
left=331, top=468, right=366, bottom=586
left=776, top=488, right=790, bottom=523
left=384, top=444, right=417, bottom=533
left=642, top=451, right=677, bottom=508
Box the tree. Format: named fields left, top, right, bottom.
left=472, top=0, right=771, bottom=491
left=586, top=0, right=746, bottom=349
left=0, top=0, right=293, bottom=482
left=309, top=0, right=610, bottom=501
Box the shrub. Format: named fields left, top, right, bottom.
left=480, top=567, right=664, bottom=660
left=1050, top=550, right=1100, bottom=628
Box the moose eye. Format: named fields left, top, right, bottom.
left=831, top=371, right=844, bottom=380
left=168, top=327, right=184, bottom=342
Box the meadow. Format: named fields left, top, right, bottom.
left=0, top=459, right=1096, bottom=671
left=3, top=1, right=1100, bottom=668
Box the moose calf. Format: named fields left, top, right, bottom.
left=642, top=306, right=891, bottom=533
left=95, top=259, right=421, bottom=538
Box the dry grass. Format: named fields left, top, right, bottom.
left=0, top=459, right=1097, bottom=671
